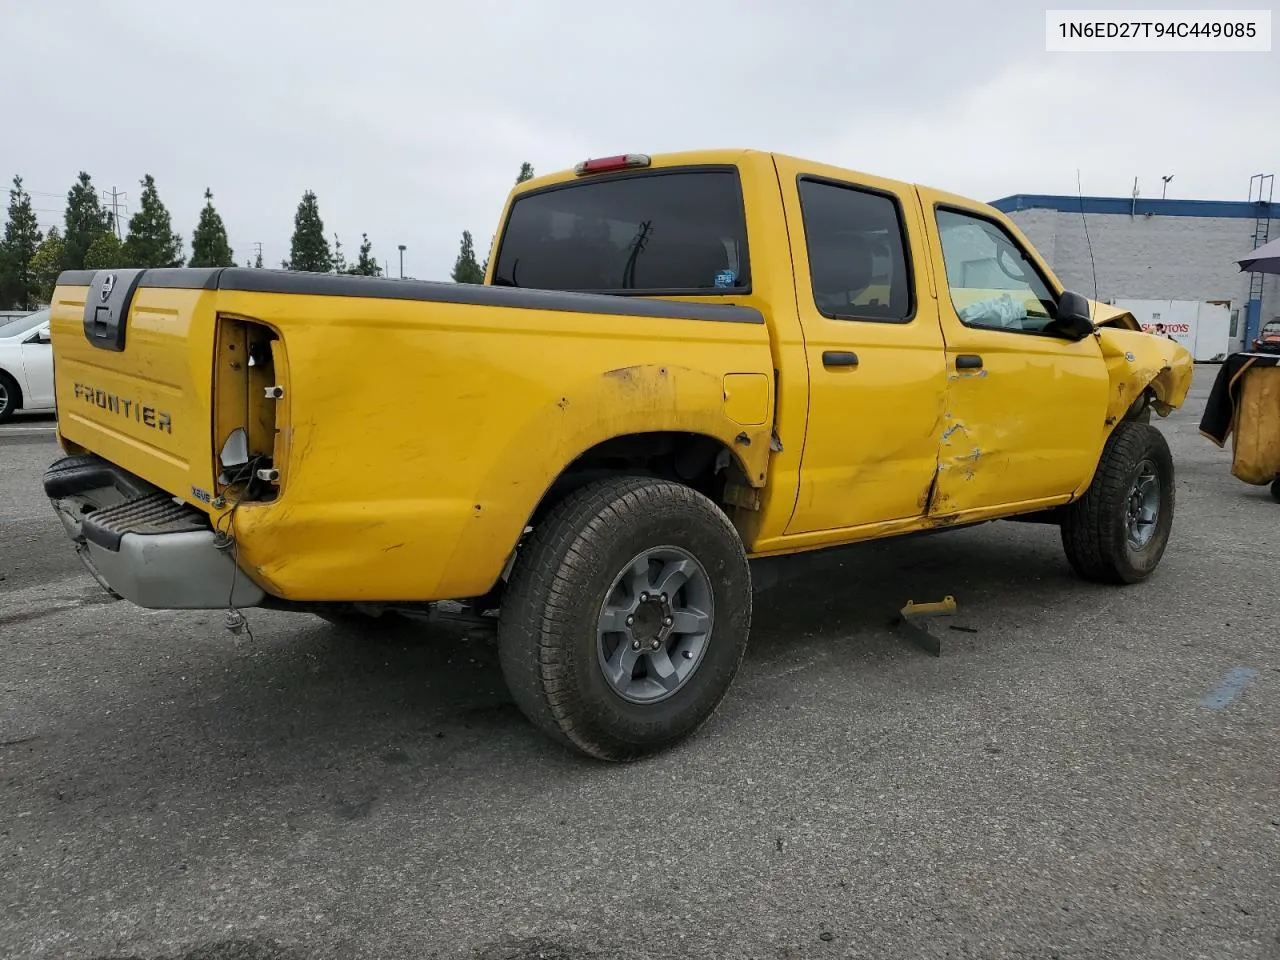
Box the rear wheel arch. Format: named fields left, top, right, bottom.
left=469, top=432, right=755, bottom=612
left=525, top=431, right=755, bottom=531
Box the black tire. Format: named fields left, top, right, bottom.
left=498, top=475, right=752, bottom=761
left=1061, top=421, right=1175, bottom=584
left=0, top=370, right=20, bottom=424
left=1270, top=478, right=1280, bottom=504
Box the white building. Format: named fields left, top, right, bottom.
left=993, top=193, right=1278, bottom=355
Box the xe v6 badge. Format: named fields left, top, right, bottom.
left=99, top=273, right=116, bottom=302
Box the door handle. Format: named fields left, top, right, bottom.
left=955, top=354, right=983, bottom=370
left=822, top=351, right=859, bottom=368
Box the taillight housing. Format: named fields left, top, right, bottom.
left=574, top=154, right=652, bottom=176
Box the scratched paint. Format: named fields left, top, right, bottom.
left=1198, top=667, right=1258, bottom=710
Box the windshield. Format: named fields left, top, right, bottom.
left=0, top=309, right=49, bottom=339
left=493, top=168, right=750, bottom=294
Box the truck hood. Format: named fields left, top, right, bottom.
left=1095, top=321, right=1194, bottom=420
left=1088, top=300, right=1143, bottom=331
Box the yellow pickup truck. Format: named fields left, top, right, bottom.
left=43, top=149, right=1192, bottom=760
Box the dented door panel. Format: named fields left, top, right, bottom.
left=917, top=189, right=1111, bottom=518
left=931, top=334, right=1110, bottom=516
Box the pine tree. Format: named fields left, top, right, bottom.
left=451, top=230, right=485, bottom=284
left=331, top=233, right=347, bottom=274
left=122, top=174, right=185, bottom=268
left=0, top=175, right=43, bottom=310
left=189, top=188, right=235, bottom=267
left=287, top=190, right=331, bottom=272
left=84, top=233, right=126, bottom=270
left=62, top=172, right=113, bottom=272
left=352, top=233, right=381, bottom=276
left=254, top=246, right=264, bottom=269
left=30, top=229, right=65, bottom=304
left=516, top=161, right=535, bottom=184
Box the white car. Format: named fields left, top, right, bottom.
left=0, top=308, right=54, bottom=423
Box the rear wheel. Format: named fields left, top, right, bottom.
left=1270, top=478, right=1280, bottom=504
left=1061, top=421, right=1175, bottom=584
left=0, top=371, right=19, bottom=423
left=498, top=475, right=752, bottom=761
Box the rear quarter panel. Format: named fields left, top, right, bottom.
left=222, top=290, right=776, bottom=602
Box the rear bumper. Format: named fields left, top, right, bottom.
left=44, top=454, right=264, bottom=610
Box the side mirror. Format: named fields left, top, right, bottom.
left=1046, top=290, right=1095, bottom=341
left=37, top=327, right=52, bottom=343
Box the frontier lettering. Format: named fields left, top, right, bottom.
left=72, top=383, right=172, bottom=433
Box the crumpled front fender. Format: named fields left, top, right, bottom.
left=1096, top=326, right=1195, bottom=422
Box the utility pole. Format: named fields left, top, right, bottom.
left=253, top=241, right=263, bottom=267
left=398, top=244, right=406, bottom=279
left=1161, top=174, right=1174, bottom=199
left=102, top=186, right=126, bottom=239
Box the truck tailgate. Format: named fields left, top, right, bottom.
left=50, top=270, right=219, bottom=511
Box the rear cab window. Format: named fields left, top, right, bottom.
left=492, top=168, right=750, bottom=295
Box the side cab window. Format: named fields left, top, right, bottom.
left=798, top=178, right=914, bottom=323
left=935, top=208, right=1059, bottom=334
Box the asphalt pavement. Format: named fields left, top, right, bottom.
left=2, top=373, right=1278, bottom=960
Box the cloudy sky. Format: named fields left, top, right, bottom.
left=4, top=0, right=1276, bottom=280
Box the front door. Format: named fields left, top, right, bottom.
left=917, top=192, right=1110, bottom=517
left=776, top=159, right=949, bottom=535
left=20, top=324, right=54, bottom=408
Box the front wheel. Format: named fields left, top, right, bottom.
left=498, top=476, right=752, bottom=761
left=1061, top=421, right=1175, bottom=584
left=0, top=371, right=19, bottom=424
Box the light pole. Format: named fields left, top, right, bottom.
left=398, top=244, right=406, bottom=279
left=1161, top=175, right=1174, bottom=199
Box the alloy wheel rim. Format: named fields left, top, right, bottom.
left=1125, top=459, right=1161, bottom=550
left=595, top=545, right=715, bottom=704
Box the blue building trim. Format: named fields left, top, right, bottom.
left=1246, top=299, right=1263, bottom=344
left=990, top=194, right=1271, bottom=220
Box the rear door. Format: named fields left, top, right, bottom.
left=50, top=269, right=221, bottom=508
left=772, top=156, right=949, bottom=535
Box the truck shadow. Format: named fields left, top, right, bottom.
left=211, top=520, right=1075, bottom=752
left=16, top=521, right=1085, bottom=837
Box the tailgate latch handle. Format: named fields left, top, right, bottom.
left=81, top=268, right=146, bottom=353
